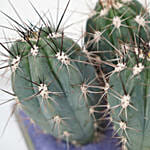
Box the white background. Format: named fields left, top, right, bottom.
left=0, top=0, right=148, bottom=150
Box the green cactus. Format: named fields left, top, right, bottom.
left=5, top=25, right=105, bottom=145
left=84, top=0, right=150, bottom=73
left=106, top=35, right=150, bottom=150
left=83, top=0, right=150, bottom=149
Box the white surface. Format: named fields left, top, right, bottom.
left=0, top=0, right=148, bottom=150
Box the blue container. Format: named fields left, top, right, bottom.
left=16, top=110, right=120, bottom=150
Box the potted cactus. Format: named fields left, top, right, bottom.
left=0, top=0, right=150, bottom=150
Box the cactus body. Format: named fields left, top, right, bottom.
left=9, top=27, right=103, bottom=145
left=107, top=41, right=150, bottom=150
left=84, top=0, right=150, bottom=149
left=85, top=0, right=150, bottom=73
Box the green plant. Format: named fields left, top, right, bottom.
left=10, top=27, right=103, bottom=145
left=107, top=37, right=150, bottom=150
left=84, top=0, right=150, bottom=150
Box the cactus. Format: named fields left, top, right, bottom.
left=84, top=0, right=150, bottom=150
left=7, top=24, right=106, bottom=145
left=106, top=36, right=150, bottom=150
left=84, top=0, right=150, bottom=73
